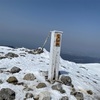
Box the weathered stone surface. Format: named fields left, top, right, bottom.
left=34, top=95, right=39, bottom=100
left=0, top=79, right=3, bottom=84
left=60, top=75, right=72, bottom=86
left=5, top=52, right=18, bottom=58
left=0, top=69, right=3, bottom=73
left=60, top=96, right=69, bottom=100
left=39, top=91, right=51, bottom=100
left=0, top=56, right=6, bottom=59
left=36, top=83, right=47, bottom=88
left=0, top=88, right=15, bottom=100
left=23, top=73, right=36, bottom=81
left=23, top=87, right=33, bottom=91
left=7, top=76, right=18, bottom=84
left=73, top=92, right=84, bottom=100
left=27, top=48, right=43, bottom=54
left=25, top=93, right=33, bottom=98
left=52, top=84, right=65, bottom=93
left=87, top=90, right=93, bottom=95
left=10, top=67, right=21, bottom=73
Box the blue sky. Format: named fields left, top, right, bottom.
left=0, top=0, right=100, bottom=57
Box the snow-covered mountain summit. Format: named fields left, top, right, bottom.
left=0, top=46, right=100, bottom=100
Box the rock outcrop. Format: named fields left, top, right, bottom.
left=5, top=52, right=18, bottom=58
left=7, top=76, right=18, bottom=84
left=52, top=83, right=65, bottom=93
left=10, top=67, right=21, bottom=73
left=0, top=88, right=15, bottom=100
left=36, top=83, right=47, bottom=88
left=23, top=73, right=36, bottom=81
left=60, top=75, right=72, bottom=86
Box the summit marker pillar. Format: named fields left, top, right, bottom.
left=48, top=30, right=63, bottom=82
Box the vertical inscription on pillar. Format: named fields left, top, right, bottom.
left=55, top=34, right=60, bottom=47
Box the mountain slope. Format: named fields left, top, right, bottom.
left=0, top=46, right=100, bottom=100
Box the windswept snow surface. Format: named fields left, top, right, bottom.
left=0, top=46, right=100, bottom=100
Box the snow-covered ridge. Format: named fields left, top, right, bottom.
left=0, top=46, right=100, bottom=100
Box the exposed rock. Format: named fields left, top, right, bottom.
left=17, top=82, right=24, bottom=85
left=60, top=96, right=69, bottom=100
left=0, top=79, right=3, bottom=84
left=0, top=69, right=3, bottom=73
left=60, top=75, right=72, bottom=86
left=23, top=98, right=27, bottom=100
left=27, top=48, right=43, bottom=54
left=23, top=73, right=36, bottom=81
left=40, top=71, right=48, bottom=77
left=5, top=52, right=18, bottom=58
left=52, top=84, right=65, bottom=93
left=36, top=83, right=47, bottom=88
left=0, top=88, right=15, bottom=100
left=7, top=76, right=18, bottom=84
left=87, top=90, right=93, bottom=95
left=34, top=95, right=39, bottom=100
left=39, top=91, right=51, bottom=100
left=93, top=80, right=97, bottom=84
left=10, top=67, right=21, bottom=73
left=72, top=92, right=84, bottom=100
left=25, top=93, right=33, bottom=98
left=27, top=50, right=35, bottom=54
left=0, top=56, right=6, bottom=59
left=23, top=87, right=33, bottom=91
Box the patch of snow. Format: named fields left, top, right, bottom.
left=0, top=46, right=100, bottom=100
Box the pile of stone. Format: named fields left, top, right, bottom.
left=0, top=66, right=85, bottom=100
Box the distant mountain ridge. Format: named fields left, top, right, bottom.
left=61, top=53, right=100, bottom=63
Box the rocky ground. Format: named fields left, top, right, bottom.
left=0, top=46, right=100, bottom=100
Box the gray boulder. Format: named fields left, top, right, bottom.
left=5, top=52, right=18, bottom=58
left=23, top=87, right=33, bottom=91
left=7, top=76, right=18, bottom=84
left=23, top=73, right=36, bottom=81
left=10, top=67, right=21, bottom=73
left=25, top=93, right=33, bottom=98
left=73, top=92, right=84, bottom=100
left=36, top=83, right=47, bottom=88
left=60, top=76, right=72, bottom=86
left=52, top=84, right=65, bottom=93
left=87, top=90, right=93, bottom=95
left=0, top=88, right=15, bottom=100
left=60, top=96, right=69, bottom=100
left=39, top=91, right=51, bottom=100
left=0, top=69, right=3, bottom=73
left=0, top=56, right=6, bottom=59
left=0, top=80, right=3, bottom=84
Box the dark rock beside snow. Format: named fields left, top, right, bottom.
left=23, top=87, right=33, bottom=91
left=60, top=75, right=72, bottom=86
left=72, top=92, right=84, bottom=100
left=60, top=96, right=69, bottom=100
left=52, top=84, right=66, bottom=93
left=39, top=91, right=51, bottom=100
left=25, top=93, right=33, bottom=98
left=5, top=52, right=18, bottom=58
left=87, top=90, right=93, bottom=95
left=27, top=48, right=43, bottom=54
left=7, top=76, right=18, bottom=84
left=0, top=80, right=3, bottom=84
left=23, top=73, right=36, bottom=81
left=0, top=56, right=6, bottom=59
left=0, top=69, right=3, bottom=73
left=0, top=88, right=15, bottom=100
left=10, top=67, right=21, bottom=73
left=36, top=83, right=47, bottom=88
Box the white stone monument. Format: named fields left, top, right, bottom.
left=48, top=30, right=63, bottom=82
